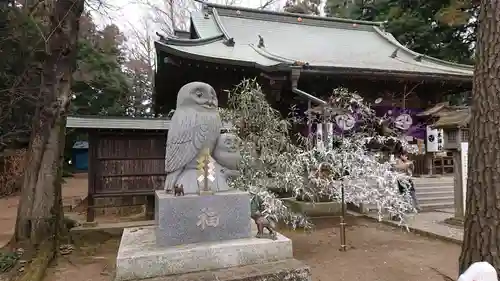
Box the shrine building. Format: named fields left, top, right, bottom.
left=153, top=1, right=473, bottom=177
left=68, top=2, right=473, bottom=219
left=154, top=2, right=472, bottom=112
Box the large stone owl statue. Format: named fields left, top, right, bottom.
left=164, top=82, right=222, bottom=194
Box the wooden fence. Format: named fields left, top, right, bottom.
left=93, top=133, right=166, bottom=193
left=86, top=130, right=167, bottom=221
left=80, top=128, right=454, bottom=221
left=411, top=154, right=454, bottom=176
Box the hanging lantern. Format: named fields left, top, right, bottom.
left=297, top=17, right=303, bottom=22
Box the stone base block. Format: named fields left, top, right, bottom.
left=155, top=190, right=251, bottom=246
left=283, top=198, right=343, bottom=217
left=115, top=226, right=294, bottom=281
left=444, top=216, right=464, bottom=227
left=130, top=259, right=311, bottom=281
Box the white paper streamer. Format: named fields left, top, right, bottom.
left=223, top=82, right=417, bottom=229
left=326, top=122, right=334, bottom=150
left=316, top=123, right=324, bottom=150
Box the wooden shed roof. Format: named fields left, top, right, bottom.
left=67, top=116, right=171, bottom=130
left=432, top=108, right=470, bottom=129
left=416, top=102, right=468, bottom=117
left=66, top=115, right=233, bottom=130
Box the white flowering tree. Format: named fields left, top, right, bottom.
left=221, top=79, right=417, bottom=228
left=295, top=88, right=418, bottom=222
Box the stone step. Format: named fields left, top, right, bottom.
left=362, top=197, right=456, bottom=213
left=419, top=201, right=455, bottom=211
left=412, top=180, right=454, bottom=185
left=362, top=201, right=455, bottom=212
left=418, top=195, right=454, bottom=204
left=413, top=176, right=454, bottom=180
left=142, top=259, right=311, bottom=281
left=418, top=191, right=455, bottom=212
left=412, top=181, right=454, bottom=187
left=415, top=186, right=454, bottom=193
left=413, top=177, right=454, bottom=181
left=350, top=178, right=457, bottom=212
left=416, top=190, right=454, bottom=199
left=412, top=176, right=454, bottom=181
left=414, top=186, right=454, bottom=191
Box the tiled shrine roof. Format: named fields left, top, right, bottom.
left=156, top=2, right=473, bottom=80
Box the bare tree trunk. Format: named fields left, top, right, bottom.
left=14, top=0, right=84, bottom=250
left=458, top=0, right=500, bottom=277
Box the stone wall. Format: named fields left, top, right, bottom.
left=72, top=196, right=150, bottom=218
left=94, top=196, right=148, bottom=216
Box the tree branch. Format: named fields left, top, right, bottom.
left=259, top=0, right=277, bottom=10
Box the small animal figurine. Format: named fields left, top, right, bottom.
left=174, top=184, right=184, bottom=196
left=250, top=188, right=277, bottom=240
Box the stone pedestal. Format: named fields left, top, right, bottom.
left=115, top=226, right=295, bottom=281
left=115, top=190, right=311, bottom=281
left=133, top=259, right=311, bottom=281
left=283, top=198, right=342, bottom=217
left=444, top=216, right=464, bottom=227
left=155, top=190, right=251, bottom=246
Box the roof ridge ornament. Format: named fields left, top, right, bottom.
left=293, top=61, right=310, bottom=68
left=249, top=44, right=296, bottom=64
left=192, top=0, right=383, bottom=27
left=258, top=35, right=265, bottom=48
left=158, top=34, right=225, bottom=46
left=414, top=54, right=423, bottom=62
left=224, top=38, right=235, bottom=47
left=201, top=0, right=209, bottom=11
left=389, top=47, right=399, bottom=58
left=156, top=32, right=167, bottom=42
left=211, top=7, right=236, bottom=47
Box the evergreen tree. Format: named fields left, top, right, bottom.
left=71, top=15, right=132, bottom=116
left=459, top=0, right=500, bottom=277
left=325, top=0, right=477, bottom=64
left=284, top=0, right=321, bottom=15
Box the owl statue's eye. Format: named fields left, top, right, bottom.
left=195, top=91, right=203, bottom=98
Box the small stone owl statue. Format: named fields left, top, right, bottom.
left=212, top=132, right=241, bottom=192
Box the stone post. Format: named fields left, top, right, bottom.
left=425, top=153, right=434, bottom=176
left=453, top=151, right=464, bottom=219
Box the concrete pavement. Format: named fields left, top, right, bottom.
left=360, top=208, right=464, bottom=244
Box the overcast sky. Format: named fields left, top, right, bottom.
left=92, top=0, right=286, bottom=36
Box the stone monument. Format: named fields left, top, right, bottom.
left=114, top=82, right=311, bottom=281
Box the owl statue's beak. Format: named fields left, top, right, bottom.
left=203, top=100, right=217, bottom=108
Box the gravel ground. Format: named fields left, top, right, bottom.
left=42, top=216, right=460, bottom=281
left=282, top=216, right=459, bottom=281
